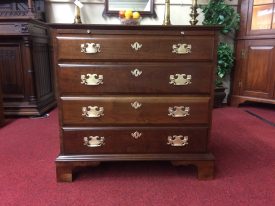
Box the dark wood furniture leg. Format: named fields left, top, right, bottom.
left=56, top=161, right=100, bottom=182
left=56, top=153, right=214, bottom=182
left=171, top=154, right=215, bottom=180
left=196, top=160, right=214, bottom=180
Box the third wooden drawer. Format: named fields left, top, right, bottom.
left=61, top=96, right=210, bottom=125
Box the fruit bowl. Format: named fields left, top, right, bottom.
left=119, top=17, right=141, bottom=25
left=119, top=10, right=141, bottom=25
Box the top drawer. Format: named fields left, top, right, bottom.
left=56, top=35, right=215, bottom=61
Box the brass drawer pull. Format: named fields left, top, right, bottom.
left=84, top=136, right=105, bottom=147
left=131, top=131, right=142, bottom=139
left=170, top=74, right=192, bottom=85
left=168, top=106, right=190, bottom=117
left=131, top=101, right=142, bottom=109
left=82, top=106, right=104, bottom=118
left=172, top=43, right=191, bottom=54
left=131, top=68, right=142, bottom=77
left=81, top=74, right=103, bottom=85
left=131, top=42, right=142, bottom=51
left=81, top=43, right=101, bottom=54
left=167, top=135, right=188, bottom=146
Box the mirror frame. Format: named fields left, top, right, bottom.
left=103, top=0, right=155, bottom=17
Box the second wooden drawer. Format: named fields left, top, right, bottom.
left=58, top=63, right=213, bottom=95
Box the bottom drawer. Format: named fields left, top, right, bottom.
left=62, top=127, right=208, bottom=154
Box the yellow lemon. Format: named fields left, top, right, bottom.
left=132, top=11, right=140, bottom=19
left=124, top=9, right=133, bottom=19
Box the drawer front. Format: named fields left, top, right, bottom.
left=56, top=35, right=214, bottom=61
left=61, top=96, right=210, bottom=125
left=58, top=63, right=213, bottom=95
left=62, top=127, right=208, bottom=154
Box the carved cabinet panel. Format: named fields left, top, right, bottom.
left=0, top=1, right=45, bottom=20
left=242, top=42, right=275, bottom=98
left=0, top=19, right=56, bottom=116
left=0, top=44, right=24, bottom=98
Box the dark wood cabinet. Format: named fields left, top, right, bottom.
left=50, top=24, right=219, bottom=182
left=0, top=69, right=4, bottom=125
left=0, top=0, right=44, bottom=20
left=240, top=40, right=275, bottom=99
left=231, top=0, right=275, bottom=106
left=0, top=19, right=56, bottom=116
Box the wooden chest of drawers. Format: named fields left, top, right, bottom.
left=50, top=25, right=219, bottom=182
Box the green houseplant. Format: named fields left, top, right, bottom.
left=200, top=0, right=240, bottom=106
left=201, top=0, right=240, bottom=34
left=217, top=42, right=234, bottom=87
left=201, top=0, right=239, bottom=86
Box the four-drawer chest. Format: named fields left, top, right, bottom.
left=50, top=24, right=219, bottom=182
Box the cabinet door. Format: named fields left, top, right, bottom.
left=240, top=40, right=275, bottom=99
left=0, top=44, right=25, bottom=100
left=246, top=0, right=275, bottom=36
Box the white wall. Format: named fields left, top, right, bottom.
left=44, top=0, right=238, bottom=25
left=45, top=0, right=200, bottom=25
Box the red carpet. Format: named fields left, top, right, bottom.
left=0, top=106, right=274, bottom=206
left=244, top=106, right=275, bottom=124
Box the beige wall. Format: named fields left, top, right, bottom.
left=45, top=0, right=238, bottom=25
